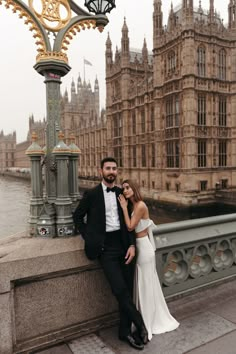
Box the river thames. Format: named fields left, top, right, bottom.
left=0, top=176, right=31, bottom=238
left=0, top=176, right=180, bottom=238
left=1, top=175, right=236, bottom=239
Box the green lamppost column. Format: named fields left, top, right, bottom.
left=25, top=132, right=44, bottom=235
left=34, top=61, right=71, bottom=203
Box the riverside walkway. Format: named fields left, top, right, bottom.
left=35, top=277, right=236, bottom=354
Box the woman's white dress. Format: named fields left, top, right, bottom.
left=134, top=218, right=179, bottom=341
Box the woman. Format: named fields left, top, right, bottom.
left=118, top=179, right=179, bottom=341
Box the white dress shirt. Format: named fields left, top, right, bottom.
left=102, top=182, right=120, bottom=232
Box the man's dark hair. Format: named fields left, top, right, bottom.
left=100, top=157, right=118, bottom=169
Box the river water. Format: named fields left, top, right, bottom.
left=0, top=176, right=31, bottom=238
left=1, top=176, right=235, bottom=239
left=0, top=176, right=177, bottom=239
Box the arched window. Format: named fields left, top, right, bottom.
left=168, top=51, right=176, bottom=73
left=219, top=49, right=226, bottom=80
left=197, top=46, right=206, bottom=77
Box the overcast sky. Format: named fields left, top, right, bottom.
left=0, top=0, right=228, bottom=143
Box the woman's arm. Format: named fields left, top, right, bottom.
left=118, top=195, right=144, bottom=231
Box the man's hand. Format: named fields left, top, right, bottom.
left=125, top=245, right=135, bottom=264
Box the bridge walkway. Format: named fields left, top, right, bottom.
left=35, top=277, right=236, bottom=354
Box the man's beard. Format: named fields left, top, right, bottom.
left=103, top=174, right=116, bottom=184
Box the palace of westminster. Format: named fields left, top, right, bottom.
left=1, top=0, right=236, bottom=206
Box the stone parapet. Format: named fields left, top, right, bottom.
left=0, top=233, right=117, bottom=354
left=1, top=213, right=236, bottom=353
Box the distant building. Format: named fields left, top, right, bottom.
left=0, top=130, right=16, bottom=171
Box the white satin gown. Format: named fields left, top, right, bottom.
left=133, top=218, right=179, bottom=341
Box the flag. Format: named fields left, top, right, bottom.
left=84, top=58, right=92, bottom=66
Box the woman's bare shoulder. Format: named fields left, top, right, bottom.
left=136, top=201, right=148, bottom=212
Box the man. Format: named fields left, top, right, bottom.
left=73, top=157, right=148, bottom=350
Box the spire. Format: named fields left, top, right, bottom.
left=115, top=45, right=119, bottom=62
left=142, top=38, right=148, bottom=65
left=77, top=74, right=82, bottom=91
left=209, top=0, right=214, bottom=23
left=71, top=78, right=76, bottom=103
left=198, top=0, right=202, bottom=12
left=228, top=0, right=236, bottom=29
left=153, top=0, right=163, bottom=45
left=105, top=32, right=113, bottom=65
left=182, top=0, right=193, bottom=24
left=94, top=76, right=99, bottom=91
left=168, top=1, right=175, bottom=31
left=121, top=17, right=129, bottom=55
left=106, top=32, right=112, bottom=46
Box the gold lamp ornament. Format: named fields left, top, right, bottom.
left=28, top=0, right=72, bottom=32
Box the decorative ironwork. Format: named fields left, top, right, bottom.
left=0, top=0, right=48, bottom=54
left=28, top=0, right=72, bottom=32
left=59, top=19, right=96, bottom=53
left=36, top=50, right=68, bottom=63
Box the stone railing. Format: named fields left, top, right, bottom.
left=153, top=213, right=236, bottom=298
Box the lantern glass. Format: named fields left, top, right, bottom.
left=84, top=0, right=116, bottom=15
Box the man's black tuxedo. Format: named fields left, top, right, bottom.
left=73, top=183, right=136, bottom=260
left=73, top=183, right=145, bottom=339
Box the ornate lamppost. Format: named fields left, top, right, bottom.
left=1, top=0, right=115, bottom=236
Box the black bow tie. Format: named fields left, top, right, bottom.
left=106, top=186, right=116, bottom=193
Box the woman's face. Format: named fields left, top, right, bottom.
left=122, top=183, right=134, bottom=199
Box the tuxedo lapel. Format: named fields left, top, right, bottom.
left=115, top=187, right=124, bottom=228
left=97, top=184, right=106, bottom=232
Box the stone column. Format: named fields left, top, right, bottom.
left=52, top=132, right=74, bottom=236
left=68, top=134, right=81, bottom=209
left=25, top=132, right=44, bottom=236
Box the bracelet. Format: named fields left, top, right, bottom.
left=129, top=245, right=135, bottom=248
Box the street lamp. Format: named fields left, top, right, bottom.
left=1, top=0, right=115, bottom=236
left=84, top=0, right=116, bottom=14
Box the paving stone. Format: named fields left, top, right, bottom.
left=210, top=297, right=236, bottom=324
left=185, top=330, right=236, bottom=354
left=68, top=334, right=116, bottom=354
left=33, top=344, right=72, bottom=354
left=99, top=311, right=236, bottom=354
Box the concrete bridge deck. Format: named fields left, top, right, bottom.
left=35, top=277, right=236, bottom=354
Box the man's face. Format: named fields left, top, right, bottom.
left=101, top=161, right=118, bottom=184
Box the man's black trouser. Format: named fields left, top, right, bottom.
left=99, top=231, right=144, bottom=337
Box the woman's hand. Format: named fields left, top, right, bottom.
left=118, top=194, right=128, bottom=210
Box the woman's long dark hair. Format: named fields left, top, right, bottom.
left=122, top=179, right=143, bottom=203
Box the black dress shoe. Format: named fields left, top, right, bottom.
left=140, top=325, right=148, bottom=344
left=119, top=334, right=144, bottom=350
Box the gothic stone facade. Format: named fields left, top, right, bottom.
left=103, top=0, right=236, bottom=204
left=60, top=75, right=106, bottom=180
